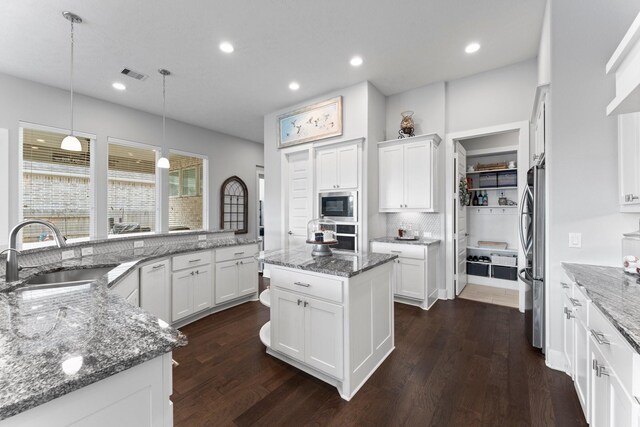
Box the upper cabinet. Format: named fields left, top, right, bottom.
left=378, top=134, right=441, bottom=212
left=316, top=143, right=358, bottom=191
left=606, top=12, right=640, bottom=116
left=530, top=84, right=549, bottom=167
left=618, top=113, right=640, bottom=211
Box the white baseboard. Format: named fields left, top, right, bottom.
left=545, top=348, right=566, bottom=373
left=438, top=289, right=448, bottom=299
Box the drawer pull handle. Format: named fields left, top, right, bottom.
left=561, top=282, right=570, bottom=289
left=189, top=259, right=202, bottom=263
left=234, top=252, right=245, bottom=255
left=591, top=329, right=610, bottom=345
left=304, top=301, right=309, bottom=307
left=152, top=264, right=164, bottom=269
left=569, top=297, right=582, bottom=307
left=294, top=281, right=310, bottom=287
left=297, top=299, right=302, bottom=306
left=390, top=250, right=402, bottom=254
left=563, top=307, right=574, bottom=319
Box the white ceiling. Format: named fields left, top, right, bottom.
left=0, top=0, right=545, bottom=143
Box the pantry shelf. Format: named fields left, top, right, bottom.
left=468, top=186, right=517, bottom=191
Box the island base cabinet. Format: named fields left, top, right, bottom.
left=575, top=315, right=591, bottom=420
left=0, top=354, right=174, bottom=427
left=271, top=288, right=343, bottom=378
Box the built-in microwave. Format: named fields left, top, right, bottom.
left=319, top=191, right=357, bottom=222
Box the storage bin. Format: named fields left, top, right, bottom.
left=468, top=262, right=490, bottom=277
left=491, top=254, right=517, bottom=266
left=497, top=170, right=517, bottom=187
left=492, top=265, right=517, bottom=281
left=479, top=172, right=498, bottom=188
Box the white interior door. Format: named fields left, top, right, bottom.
left=286, top=151, right=311, bottom=249
left=455, top=141, right=468, bottom=295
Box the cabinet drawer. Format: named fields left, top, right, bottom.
left=271, top=267, right=343, bottom=304
left=560, top=280, right=573, bottom=298
left=173, top=250, right=212, bottom=271
left=589, top=303, right=636, bottom=396
left=571, top=284, right=590, bottom=324
left=216, top=244, right=258, bottom=262
left=370, top=242, right=425, bottom=260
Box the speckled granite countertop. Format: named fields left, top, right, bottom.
left=562, top=263, right=640, bottom=354
left=263, top=249, right=396, bottom=277
left=0, top=236, right=258, bottom=420
left=370, top=237, right=441, bottom=246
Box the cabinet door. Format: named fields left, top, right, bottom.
left=126, top=287, right=140, bottom=307
left=396, top=257, right=426, bottom=300
left=563, top=296, right=575, bottom=376
left=140, top=260, right=170, bottom=322
left=192, top=267, right=212, bottom=313
left=172, top=271, right=193, bottom=322
left=619, top=113, right=640, bottom=206
left=215, top=259, right=239, bottom=304
left=304, top=297, right=343, bottom=379
left=403, top=141, right=432, bottom=210
left=379, top=145, right=404, bottom=210
left=271, top=288, right=305, bottom=361
left=316, top=149, right=338, bottom=191
left=575, top=318, right=590, bottom=419
left=238, top=257, right=258, bottom=296
left=336, top=144, right=358, bottom=189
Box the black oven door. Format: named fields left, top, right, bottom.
left=334, top=224, right=357, bottom=252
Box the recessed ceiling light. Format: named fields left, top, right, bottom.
left=289, top=81, right=300, bottom=91
left=36, top=139, right=45, bottom=142
left=350, top=56, right=363, bottom=67
left=465, top=42, right=481, bottom=54
left=219, top=42, right=234, bottom=53
left=112, top=82, right=126, bottom=91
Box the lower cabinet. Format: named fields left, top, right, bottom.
left=395, top=257, right=425, bottom=300
left=171, top=264, right=213, bottom=322
left=562, top=293, right=575, bottom=377
left=271, top=288, right=343, bottom=378
left=140, top=260, right=170, bottom=323
left=110, top=271, right=140, bottom=307
left=574, top=311, right=590, bottom=418
left=214, top=255, right=258, bottom=304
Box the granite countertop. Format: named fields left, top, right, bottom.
left=370, top=237, right=441, bottom=246
left=0, top=236, right=258, bottom=420
left=263, top=249, right=396, bottom=277
left=563, top=263, right=640, bottom=354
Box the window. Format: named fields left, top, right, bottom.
left=220, top=176, right=248, bottom=234
left=21, top=128, right=92, bottom=246
left=168, top=152, right=206, bottom=231
left=169, top=170, right=180, bottom=197
left=107, top=140, right=157, bottom=235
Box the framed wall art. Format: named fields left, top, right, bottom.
left=277, top=96, right=342, bottom=148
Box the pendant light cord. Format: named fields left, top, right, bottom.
left=162, top=73, right=166, bottom=154
left=70, top=19, right=75, bottom=136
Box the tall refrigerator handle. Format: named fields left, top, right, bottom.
left=518, top=187, right=530, bottom=252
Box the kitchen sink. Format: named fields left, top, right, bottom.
left=23, top=266, right=115, bottom=287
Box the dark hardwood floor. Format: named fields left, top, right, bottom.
left=171, top=278, right=586, bottom=427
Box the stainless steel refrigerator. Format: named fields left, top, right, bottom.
left=519, top=156, right=545, bottom=350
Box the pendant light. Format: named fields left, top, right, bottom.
left=61, top=11, right=83, bottom=152
left=157, top=69, right=171, bottom=169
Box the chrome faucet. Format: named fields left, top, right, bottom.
left=3, top=220, right=67, bottom=282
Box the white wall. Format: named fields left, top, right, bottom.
left=546, top=0, right=640, bottom=364
left=385, top=82, right=446, bottom=140
left=366, top=82, right=387, bottom=241
left=263, top=82, right=369, bottom=251
left=538, top=1, right=551, bottom=85
left=446, top=59, right=538, bottom=133
left=0, top=72, right=263, bottom=244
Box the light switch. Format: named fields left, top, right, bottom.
left=198, top=235, right=207, bottom=241
left=569, top=233, right=582, bottom=248
left=134, top=240, right=144, bottom=248
left=61, top=250, right=75, bottom=260
left=81, top=247, right=94, bottom=257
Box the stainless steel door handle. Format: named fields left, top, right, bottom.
left=294, top=281, right=310, bottom=287
left=569, top=297, right=582, bottom=307
left=564, top=307, right=574, bottom=319
left=591, top=329, right=610, bottom=345
left=561, top=282, right=570, bottom=289
left=152, top=264, right=164, bottom=269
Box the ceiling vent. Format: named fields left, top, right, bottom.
left=121, top=68, right=148, bottom=81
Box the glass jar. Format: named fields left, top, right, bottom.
left=307, top=218, right=337, bottom=243
left=623, top=229, right=640, bottom=273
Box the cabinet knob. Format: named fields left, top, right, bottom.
left=563, top=307, right=574, bottom=319
left=288, top=231, right=293, bottom=235
left=239, top=260, right=243, bottom=265
left=190, top=271, right=194, bottom=276
left=297, top=299, right=302, bottom=306
left=304, top=301, right=309, bottom=307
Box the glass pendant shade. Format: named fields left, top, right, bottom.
left=157, top=155, right=170, bottom=169
left=61, top=135, right=82, bottom=151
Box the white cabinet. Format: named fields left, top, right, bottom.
left=140, top=259, right=170, bottom=322
left=530, top=84, right=548, bottom=167
left=378, top=134, right=440, bottom=212
left=214, top=244, right=258, bottom=305
left=271, top=288, right=305, bottom=361
left=370, top=241, right=439, bottom=310
left=171, top=251, right=213, bottom=323
left=110, top=271, right=139, bottom=307
left=575, top=308, right=590, bottom=418
left=316, top=143, right=358, bottom=191
left=618, top=113, right=640, bottom=210
left=562, top=292, right=575, bottom=377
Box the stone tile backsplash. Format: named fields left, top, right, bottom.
left=385, top=213, right=442, bottom=239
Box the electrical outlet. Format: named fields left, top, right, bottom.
left=198, top=235, right=207, bottom=241
left=134, top=240, right=144, bottom=248
left=569, top=233, right=582, bottom=248
left=81, top=247, right=94, bottom=257
left=61, top=250, right=75, bottom=260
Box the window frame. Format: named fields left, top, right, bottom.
left=18, top=122, right=97, bottom=249
left=181, top=166, right=198, bottom=197
left=106, top=136, right=162, bottom=237
left=168, top=149, right=209, bottom=231
left=169, top=169, right=181, bottom=198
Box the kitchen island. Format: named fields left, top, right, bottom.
left=262, top=249, right=396, bottom=400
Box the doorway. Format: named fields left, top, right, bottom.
left=445, top=121, right=529, bottom=312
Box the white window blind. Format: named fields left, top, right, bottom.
left=168, top=152, right=205, bottom=231
left=107, top=142, right=156, bottom=235
left=21, top=128, right=91, bottom=245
